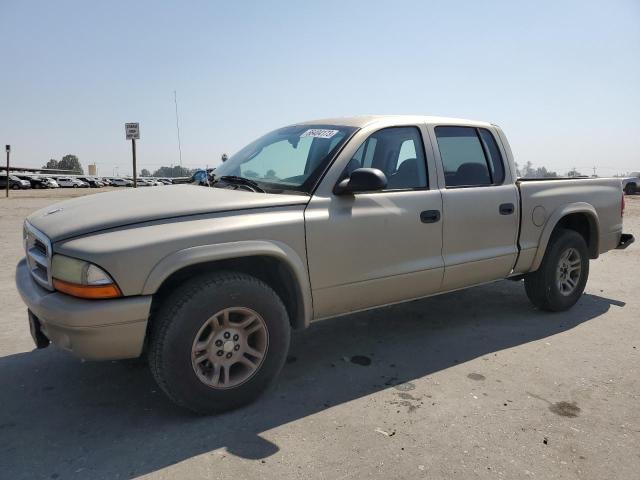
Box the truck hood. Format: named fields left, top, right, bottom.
left=27, top=185, right=309, bottom=242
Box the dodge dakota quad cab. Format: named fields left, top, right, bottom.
left=16, top=115, right=634, bottom=413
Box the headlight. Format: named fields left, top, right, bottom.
left=51, top=255, right=122, bottom=299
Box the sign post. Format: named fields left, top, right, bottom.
left=125, top=123, right=140, bottom=188
left=5, top=145, right=10, bottom=198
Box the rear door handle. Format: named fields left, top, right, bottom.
left=420, top=210, right=441, bottom=223
left=499, top=203, right=515, bottom=215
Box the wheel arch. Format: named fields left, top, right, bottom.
left=143, top=241, right=313, bottom=330
left=531, top=203, right=599, bottom=271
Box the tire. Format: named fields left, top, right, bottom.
left=11, top=184, right=19, bottom=190
left=73, top=184, right=78, bottom=188
left=524, top=229, right=589, bottom=311
left=624, top=183, right=636, bottom=195
left=148, top=271, right=291, bottom=414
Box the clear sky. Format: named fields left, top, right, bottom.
left=2, top=0, right=639, bottom=176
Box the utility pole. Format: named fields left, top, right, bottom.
left=593, top=166, right=597, bottom=177
left=174, top=90, right=183, bottom=167
left=5, top=145, right=10, bottom=198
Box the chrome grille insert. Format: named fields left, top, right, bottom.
left=24, top=222, right=53, bottom=290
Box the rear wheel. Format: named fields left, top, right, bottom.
left=148, top=271, right=290, bottom=414
left=11, top=184, right=20, bottom=190
left=524, top=229, right=589, bottom=311
left=624, top=183, right=636, bottom=195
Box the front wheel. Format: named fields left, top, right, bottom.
left=148, top=271, right=291, bottom=414
left=524, top=229, right=589, bottom=311
left=624, top=183, right=636, bottom=195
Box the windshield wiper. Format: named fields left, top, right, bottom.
left=216, top=175, right=265, bottom=193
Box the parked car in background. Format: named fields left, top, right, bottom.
left=135, top=179, right=153, bottom=187
left=56, top=177, right=88, bottom=188
left=78, top=176, right=104, bottom=188
left=16, top=175, right=58, bottom=189
left=158, top=178, right=174, bottom=185
left=14, top=115, right=634, bottom=413
left=0, top=175, right=31, bottom=189
left=42, top=177, right=59, bottom=188
left=108, top=178, right=133, bottom=187
left=622, top=173, right=640, bottom=195
left=16, top=175, right=50, bottom=189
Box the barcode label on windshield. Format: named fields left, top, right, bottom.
left=300, top=129, right=339, bottom=139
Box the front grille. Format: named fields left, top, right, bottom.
left=24, top=222, right=53, bottom=290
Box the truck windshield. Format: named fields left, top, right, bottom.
left=213, top=124, right=356, bottom=193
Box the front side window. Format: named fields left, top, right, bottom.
left=435, top=126, right=505, bottom=187
left=214, top=124, right=356, bottom=193
left=343, top=127, right=428, bottom=190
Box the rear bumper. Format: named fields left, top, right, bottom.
left=617, top=233, right=635, bottom=250
left=15, top=258, right=152, bottom=360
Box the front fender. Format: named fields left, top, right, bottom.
left=142, top=240, right=313, bottom=328
left=530, top=202, right=599, bottom=271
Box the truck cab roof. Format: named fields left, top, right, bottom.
left=295, top=115, right=494, bottom=129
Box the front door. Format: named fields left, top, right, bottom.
left=305, top=126, right=444, bottom=319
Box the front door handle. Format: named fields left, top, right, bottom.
left=499, top=203, right=515, bottom=215
left=420, top=210, right=441, bottom=223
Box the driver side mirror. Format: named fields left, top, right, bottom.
left=334, top=168, right=388, bottom=195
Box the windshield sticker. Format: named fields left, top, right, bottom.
left=300, top=129, right=339, bottom=139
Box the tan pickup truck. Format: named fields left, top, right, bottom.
left=16, top=115, right=634, bottom=413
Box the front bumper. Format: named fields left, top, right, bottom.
left=617, top=233, right=635, bottom=250
left=15, top=258, right=152, bottom=360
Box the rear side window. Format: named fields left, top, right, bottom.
left=435, top=126, right=505, bottom=187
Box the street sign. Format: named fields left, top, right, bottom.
left=125, top=123, right=140, bottom=140
left=125, top=123, right=140, bottom=188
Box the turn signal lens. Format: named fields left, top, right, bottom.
left=51, top=254, right=122, bottom=299
left=52, top=278, right=122, bottom=299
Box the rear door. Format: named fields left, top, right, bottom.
left=429, top=125, right=519, bottom=290
left=305, top=125, right=444, bottom=319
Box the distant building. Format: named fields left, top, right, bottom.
left=88, top=164, right=97, bottom=176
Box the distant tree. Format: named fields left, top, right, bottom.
left=58, top=154, right=83, bottom=173
left=535, top=166, right=558, bottom=178
left=264, top=169, right=278, bottom=180
left=567, top=168, right=582, bottom=177
left=152, top=165, right=194, bottom=178
left=140, top=168, right=151, bottom=177
left=522, top=161, right=536, bottom=178
left=514, top=161, right=522, bottom=177
left=43, top=159, right=59, bottom=169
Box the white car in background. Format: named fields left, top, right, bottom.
left=42, top=177, right=59, bottom=188
left=56, top=177, right=88, bottom=188
left=110, top=178, right=133, bottom=187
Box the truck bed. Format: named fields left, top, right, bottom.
left=514, top=176, right=623, bottom=274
